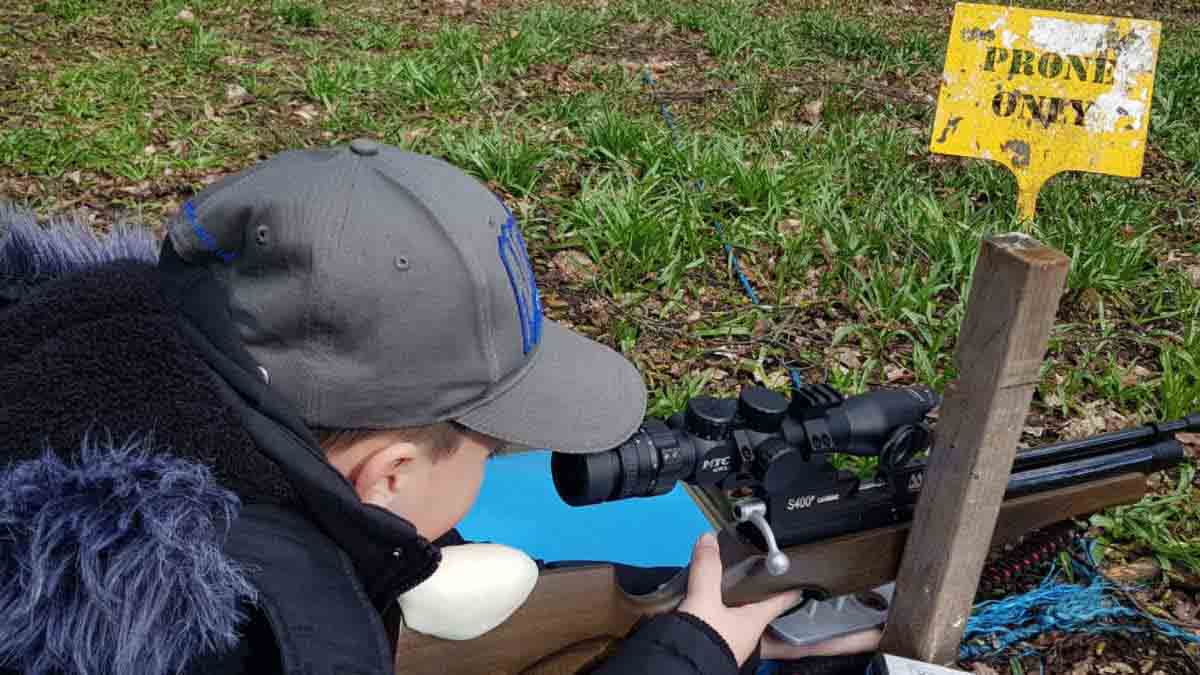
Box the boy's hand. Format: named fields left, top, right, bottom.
left=677, top=532, right=882, bottom=666
left=677, top=532, right=805, bottom=666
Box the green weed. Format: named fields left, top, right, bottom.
left=274, top=0, right=322, bottom=29
left=1092, top=464, right=1200, bottom=574
left=438, top=125, right=551, bottom=198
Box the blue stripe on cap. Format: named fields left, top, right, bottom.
left=183, top=200, right=237, bottom=264
left=497, top=203, right=542, bottom=355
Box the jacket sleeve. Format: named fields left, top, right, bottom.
left=578, top=610, right=761, bottom=675
left=182, top=604, right=284, bottom=675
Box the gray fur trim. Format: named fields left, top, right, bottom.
left=0, top=202, right=160, bottom=283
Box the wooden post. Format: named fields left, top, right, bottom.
left=878, top=233, right=1070, bottom=664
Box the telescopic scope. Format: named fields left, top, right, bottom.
left=551, top=384, right=940, bottom=506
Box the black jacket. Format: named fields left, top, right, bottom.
left=0, top=211, right=766, bottom=675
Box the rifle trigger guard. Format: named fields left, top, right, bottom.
left=731, top=499, right=790, bottom=576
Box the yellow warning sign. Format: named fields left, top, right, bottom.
left=931, top=3, right=1161, bottom=220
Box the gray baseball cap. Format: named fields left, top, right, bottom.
left=165, top=138, right=646, bottom=454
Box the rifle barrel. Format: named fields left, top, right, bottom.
left=1010, top=413, right=1200, bottom=473
left=1005, top=439, right=1184, bottom=497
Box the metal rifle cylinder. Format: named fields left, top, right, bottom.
left=1012, top=414, right=1200, bottom=472
left=1005, top=439, right=1185, bottom=497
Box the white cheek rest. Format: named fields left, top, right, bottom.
left=397, top=543, right=538, bottom=641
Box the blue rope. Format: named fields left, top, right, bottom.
left=640, top=68, right=761, bottom=307
left=959, top=540, right=1200, bottom=663
left=639, top=67, right=813, bottom=388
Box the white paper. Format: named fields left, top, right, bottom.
left=878, top=654, right=968, bottom=675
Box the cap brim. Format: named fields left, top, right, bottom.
left=456, top=320, right=646, bottom=454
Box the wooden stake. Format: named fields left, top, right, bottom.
left=878, top=233, right=1070, bottom=664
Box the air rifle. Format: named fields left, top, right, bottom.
left=396, top=382, right=1197, bottom=674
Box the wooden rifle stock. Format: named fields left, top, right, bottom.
left=394, top=473, right=1146, bottom=674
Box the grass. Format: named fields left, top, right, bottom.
left=273, top=0, right=321, bottom=29
left=1092, top=464, right=1200, bottom=574
left=2, top=0, right=1199, bottom=604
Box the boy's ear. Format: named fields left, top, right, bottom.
left=351, top=444, right=415, bottom=507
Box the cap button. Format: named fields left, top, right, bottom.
left=349, top=138, right=379, bottom=156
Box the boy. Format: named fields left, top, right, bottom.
left=0, top=140, right=875, bottom=674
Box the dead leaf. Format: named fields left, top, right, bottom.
left=777, top=218, right=804, bottom=236
left=225, top=83, right=254, bottom=105
left=885, top=364, right=912, bottom=384
left=293, top=104, right=319, bottom=123
left=802, top=99, right=823, bottom=125
left=1104, top=408, right=1130, bottom=433
left=203, top=101, right=218, bottom=122
left=552, top=250, right=597, bottom=283
left=176, top=8, right=195, bottom=22
left=1071, top=658, right=1096, bottom=675
left=167, top=140, right=188, bottom=158
left=1105, top=558, right=1162, bottom=584
left=1064, top=413, right=1106, bottom=440
left=620, top=57, right=676, bottom=75
left=1178, top=432, right=1200, bottom=458
left=1063, top=401, right=1124, bottom=439
left=65, top=170, right=81, bottom=186
left=1120, top=365, right=1154, bottom=388
left=1187, top=266, right=1200, bottom=289
left=833, top=347, right=861, bottom=370
left=118, top=181, right=151, bottom=196
left=1173, top=597, right=1198, bottom=621
left=142, top=144, right=158, bottom=155
left=1079, top=287, right=1103, bottom=312
left=752, top=319, right=769, bottom=338
left=685, top=310, right=702, bottom=324
left=1024, top=425, right=1045, bottom=438
left=402, top=128, right=431, bottom=145
left=971, top=664, right=1000, bottom=675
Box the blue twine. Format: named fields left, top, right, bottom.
left=641, top=67, right=811, bottom=386
left=959, top=540, right=1200, bottom=663
left=640, top=68, right=761, bottom=308
left=789, top=369, right=805, bottom=391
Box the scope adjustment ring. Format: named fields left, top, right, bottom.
left=685, top=397, right=737, bottom=441
left=738, top=386, right=790, bottom=433
left=753, top=438, right=807, bottom=493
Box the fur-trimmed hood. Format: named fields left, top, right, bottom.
left=0, top=205, right=439, bottom=674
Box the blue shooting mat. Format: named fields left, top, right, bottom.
left=460, top=453, right=818, bottom=675
left=457, top=451, right=713, bottom=567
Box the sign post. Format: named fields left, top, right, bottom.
left=930, top=3, right=1161, bottom=221
left=879, top=3, right=1162, bottom=665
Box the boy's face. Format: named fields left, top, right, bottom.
left=328, top=427, right=500, bottom=542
